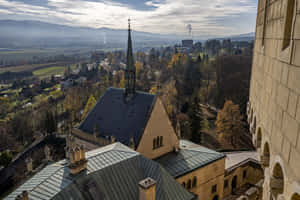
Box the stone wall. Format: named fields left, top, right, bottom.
left=176, top=158, right=226, bottom=200
left=248, top=0, right=300, bottom=198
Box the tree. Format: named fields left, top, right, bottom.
left=215, top=100, right=245, bottom=147
left=43, top=111, right=57, bottom=134
left=82, top=95, right=97, bottom=119
left=0, top=151, right=12, bottom=167
left=188, top=97, right=204, bottom=144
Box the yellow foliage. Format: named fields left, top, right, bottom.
left=82, top=95, right=97, bottom=119
left=168, top=53, right=188, bottom=68
left=135, top=61, right=143, bottom=74
left=149, top=86, right=157, bottom=94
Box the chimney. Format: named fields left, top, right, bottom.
left=110, top=136, right=115, bottom=144
left=25, top=157, right=33, bottom=173
left=15, top=191, right=29, bottom=200
left=139, top=177, right=156, bottom=200
left=69, top=145, right=88, bottom=175
left=129, top=137, right=135, bottom=150
left=44, top=145, right=52, bottom=162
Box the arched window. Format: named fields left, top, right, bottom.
left=159, top=136, right=163, bottom=147
left=261, top=142, right=270, bottom=167
left=256, top=127, right=262, bottom=149
left=192, top=176, right=197, bottom=188
left=187, top=179, right=192, bottom=189
left=153, top=138, right=156, bottom=149
left=291, top=193, right=300, bottom=200
left=156, top=136, right=160, bottom=147
left=270, top=163, right=284, bottom=198
left=282, top=0, right=295, bottom=50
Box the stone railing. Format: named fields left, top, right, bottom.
left=270, top=177, right=284, bottom=190
left=260, top=155, right=270, bottom=167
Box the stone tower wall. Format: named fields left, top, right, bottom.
left=248, top=0, right=300, bottom=199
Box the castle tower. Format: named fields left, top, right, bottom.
left=125, top=18, right=136, bottom=97
left=248, top=0, right=300, bottom=199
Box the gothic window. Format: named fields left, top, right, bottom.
left=192, top=176, right=197, bottom=188
left=282, top=0, right=295, bottom=50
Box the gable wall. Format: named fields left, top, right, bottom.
left=137, top=98, right=179, bottom=159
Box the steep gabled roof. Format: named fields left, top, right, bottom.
left=78, top=87, right=157, bottom=146
left=6, top=143, right=195, bottom=200
left=156, top=140, right=225, bottom=178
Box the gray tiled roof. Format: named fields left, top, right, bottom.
left=6, top=143, right=195, bottom=200
left=156, top=140, right=225, bottom=178
left=78, top=87, right=156, bottom=146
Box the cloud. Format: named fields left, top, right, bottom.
left=0, top=0, right=258, bottom=37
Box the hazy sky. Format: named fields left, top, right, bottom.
left=0, top=0, right=258, bottom=37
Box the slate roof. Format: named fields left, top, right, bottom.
left=156, top=140, right=226, bottom=178
left=6, top=143, right=195, bottom=200
left=78, top=87, right=156, bottom=146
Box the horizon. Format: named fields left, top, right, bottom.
left=0, top=0, right=258, bottom=38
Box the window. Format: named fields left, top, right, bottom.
left=243, top=170, right=247, bottom=179
left=224, top=180, right=228, bottom=188
left=282, top=0, right=295, bottom=50
left=182, top=182, right=186, bottom=188
left=212, top=184, right=217, bottom=193
left=187, top=179, right=192, bottom=189
left=159, top=136, right=163, bottom=147
left=153, top=136, right=163, bottom=149
left=192, top=176, right=197, bottom=188
left=262, top=0, right=268, bottom=46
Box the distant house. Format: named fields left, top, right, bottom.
left=61, top=79, right=74, bottom=90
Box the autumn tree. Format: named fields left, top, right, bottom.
left=215, top=100, right=245, bottom=147
left=82, top=95, right=97, bottom=119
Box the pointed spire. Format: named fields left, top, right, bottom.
left=125, top=18, right=136, bottom=97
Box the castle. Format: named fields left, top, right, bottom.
left=6, top=19, right=266, bottom=200
left=247, top=0, right=300, bottom=199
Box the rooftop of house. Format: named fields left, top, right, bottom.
left=224, top=151, right=259, bottom=171
left=78, top=87, right=157, bottom=146
left=156, top=140, right=226, bottom=178
left=6, top=143, right=195, bottom=200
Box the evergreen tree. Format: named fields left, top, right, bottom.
left=188, top=97, right=204, bottom=144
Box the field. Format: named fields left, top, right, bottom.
left=0, top=63, right=59, bottom=74
left=33, top=66, right=66, bottom=78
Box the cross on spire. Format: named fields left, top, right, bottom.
left=125, top=18, right=136, bottom=98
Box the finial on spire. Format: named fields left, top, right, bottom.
left=128, top=18, right=131, bottom=31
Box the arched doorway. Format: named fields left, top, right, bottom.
left=291, top=193, right=300, bottom=200
left=270, top=163, right=284, bottom=198
left=213, top=195, right=219, bottom=200
left=261, top=142, right=270, bottom=167
left=256, top=128, right=262, bottom=149
left=231, top=176, right=237, bottom=194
